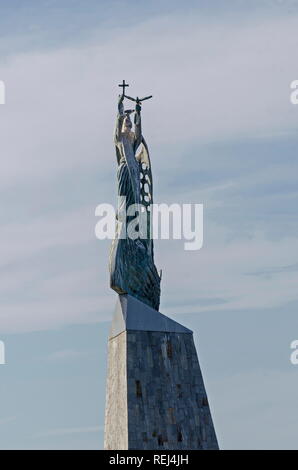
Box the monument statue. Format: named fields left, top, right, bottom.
left=109, top=80, right=161, bottom=311
left=104, top=81, right=218, bottom=450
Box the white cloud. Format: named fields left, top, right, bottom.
left=0, top=12, right=297, bottom=187
left=1, top=10, right=298, bottom=334
left=158, top=228, right=298, bottom=317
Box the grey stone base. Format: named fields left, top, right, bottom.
left=104, top=295, right=218, bottom=450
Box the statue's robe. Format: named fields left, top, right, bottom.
left=109, top=106, right=161, bottom=311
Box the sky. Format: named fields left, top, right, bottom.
left=0, top=0, right=298, bottom=449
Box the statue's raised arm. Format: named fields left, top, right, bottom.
left=133, top=102, right=142, bottom=152
left=114, top=94, right=125, bottom=147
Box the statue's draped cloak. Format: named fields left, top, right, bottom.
left=109, top=108, right=161, bottom=311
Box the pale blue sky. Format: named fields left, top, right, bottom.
left=0, top=0, right=298, bottom=449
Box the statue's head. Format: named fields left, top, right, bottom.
left=121, top=113, right=135, bottom=142
left=122, top=114, right=132, bottom=132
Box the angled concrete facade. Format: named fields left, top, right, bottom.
left=104, top=294, right=218, bottom=450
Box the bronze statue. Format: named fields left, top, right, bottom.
left=109, top=81, right=161, bottom=311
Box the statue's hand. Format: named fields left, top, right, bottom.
left=118, top=94, right=124, bottom=114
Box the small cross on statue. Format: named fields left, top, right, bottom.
left=118, top=79, right=129, bottom=95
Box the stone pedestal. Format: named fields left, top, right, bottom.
left=104, top=294, right=218, bottom=450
